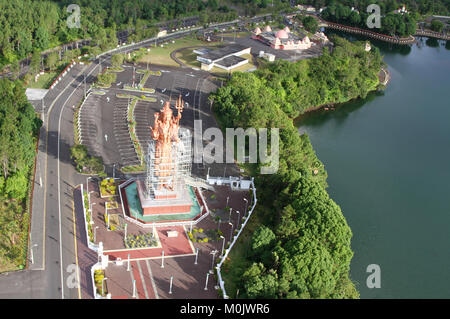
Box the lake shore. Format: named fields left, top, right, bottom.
left=297, top=67, right=389, bottom=116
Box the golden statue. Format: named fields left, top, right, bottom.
left=150, top=95, right=184, bottom=191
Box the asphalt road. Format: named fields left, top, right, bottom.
left=0, top=14, right=270, bottom=298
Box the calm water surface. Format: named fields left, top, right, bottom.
left=296, top=37, right=450, bottom=298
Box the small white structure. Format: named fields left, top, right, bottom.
left=258, top=50, right=276, bottom=62
left=196, top=44, right=251, bottom=71
left=167, top=230, right=179, bottom=238
left=157, top=29, right=167, bottom=37
left=206, top=175, right=254, bottom=191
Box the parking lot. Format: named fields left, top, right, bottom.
left=78, top=62, right=241, bottom=178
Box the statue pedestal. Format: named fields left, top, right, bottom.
left=136, top=180, right=193, bottom=216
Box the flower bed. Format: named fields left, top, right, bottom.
left=125, top=233, right=158, bottom=248
left=94, top=269, right=108, bottom=296
left=106, top=200, right=119, bottom=209
left=100, top=178, right=117, bottom=197
left=187, top=228, right=209, bottom=243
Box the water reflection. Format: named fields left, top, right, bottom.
left=295, top=90, right=383, bottom=129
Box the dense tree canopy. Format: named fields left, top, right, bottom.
left=213, top=36, right=384, bottom=298
left=296, top=0, right=450, bottom=16
left=0, top=0, right=241, bottom=68
left=0, top=79, right=41, bottom=270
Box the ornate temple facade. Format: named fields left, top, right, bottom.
left=252, top=25, right=312, bottom=50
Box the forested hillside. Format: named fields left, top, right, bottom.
left=214, top=36, right=383, bottom=298
left=0, top=79, right=41, bottom=271
left=0, top=0, right=240, bottom=68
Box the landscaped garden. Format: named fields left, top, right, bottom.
left=99, top=178, right=117, bottom=197
left=124, top=233, right=158, bottom=249
left=134, top=36, right=215, bottom=67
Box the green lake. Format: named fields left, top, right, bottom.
left=296, top=36, right=450, bottom=298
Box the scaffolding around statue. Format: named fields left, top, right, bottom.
left=132, top=96, right=195, bottom=216
left=144, top=127, right=192, bottom=199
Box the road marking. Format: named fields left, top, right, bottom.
left=56, top=63, right=100, bottom=298
left=145, top=259, right=159, bottom=299
left=136, top=261, right=149, bottom=299
left=42, top=65, right=88, bottom=271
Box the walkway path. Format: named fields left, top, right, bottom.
left=104, top=226, right=195, bottom=261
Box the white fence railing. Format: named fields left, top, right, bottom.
left=215, top=179, right=257, bottom=299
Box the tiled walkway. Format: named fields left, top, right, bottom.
left=104, top=226, right=195, bottom=261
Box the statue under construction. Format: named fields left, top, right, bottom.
left=135, top=95, right=194, bottom=215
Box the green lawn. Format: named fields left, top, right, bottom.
left=136, top=36, right=214, bottom=67
left=175, top=47, right=202, bottom=68
left=27, top=71, right=58, bottom=89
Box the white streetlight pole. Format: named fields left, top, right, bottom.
left=210, top=250, right=217, bottom=273
left=228, top=208, right=232, bottom=222
left=89, top=201, right=96, bottom=217
left=244, top=198, right=248, bottom=217
left=204, top=273, right=210, bottom=291
left=106, top=206, right=110, bottom=230
left=113, top=164, right=116, bottom=179
left=94, top=226, right=99, bottom=242
left=86, top=176, right=92, bottom=207
left=127, top=254, right=131, bottom=271
left=124, top=223, right=128, bottom=239
left=220, top=235, right=225, bottom=256
left=236, top=210, right=240, bottom=229
left=194, top=248, right=199, bottom=265
left=169, top=276, right=173, bottom=294
left=226, top=196, right=229, bottom=207
left=161, top=250, right=165, bottom=268
left=228, top=222, right=234, bottom=244
left=132, top=279, right=136, bottom=298
left=102, top=277, right=107, bottom=296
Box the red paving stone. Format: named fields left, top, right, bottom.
left=91, top=182, right=252, bottom=299
left=131, top=261, right=146, bottom=299
left=139, top=259, right=157, bottom=299
left=104, top=226, right=194, bottom=261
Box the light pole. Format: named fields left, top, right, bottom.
left=228, top=222, right=234, bottom=244
left=226, top=196, right=229, bottom=207
left=106, top=206, right=110, bottom=230
left=124, top=223, right=128, bottom=239
left=243, top=198, right=248, bottom=217
left=89, top=201, right=96, bottom=217
left=127, top=254, right=131, bottom=271
left=194, top=248, right=199, bottom=265
left=220, top=235, right=225, bottom=256
left=86, top=176, right=92, bottom=202
left=228, top=207, right=232, bottom=222
left=161, top=250, right=165, bottom=268
left=102, top=277, right=107, bottom=296
left=94, top=226, right=99, bottom=243
left=169, top=276, right=173, bottom=294
left=204, top=273, right=210, bottom=291
left=113, top=164, right=116, bottom=179
left=236, top=210, right=240, bottom=229
left=210, top=250, right=217, bottom=274
left=132, top=279, right=136, bottom=298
